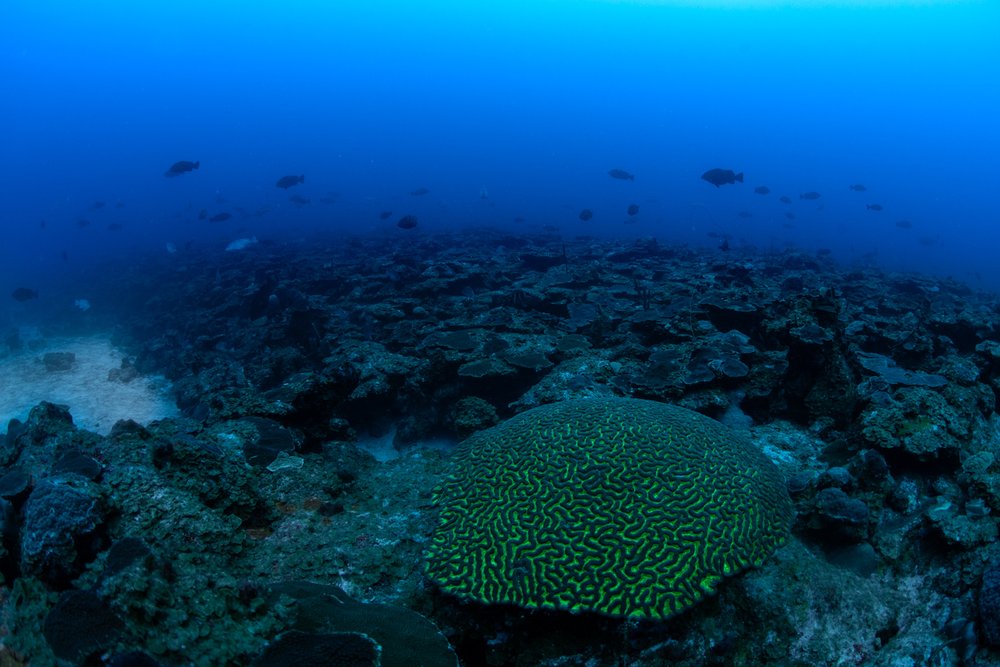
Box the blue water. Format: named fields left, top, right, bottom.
left=2, top=0, right=998, bottom=305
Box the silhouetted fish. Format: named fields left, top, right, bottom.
left=799, top=191, right=822, bottom=200
left=779, top=196, right=792, bottom=204
left=866, top=204, right=883, bottom=211
left=895, top=219, right=913, bottom=229
left=209, top=212, right=232, bottom=222
left=738, top=211, right=753, bottom=219
left=379, top=211, right=393, bottom=220
left=701, top=168, right=744, bottom=187
left=849, top=184, right=867, bottom=192
left=165, top=160, right=199, bottom=177
left=11, top=287, right=38, bottom=302
left=198, top=209, right=208, bottom=220
left=627, top=204, right=640, bottom=216
left=608, top=169, right=635, bottom=181
left=276, top=175, right=304, bottom=189
left=107, top=223, right=123, bottom=231
left=410, top=187, right=430, bottom=196
left=785, top=212, right=796, bottom=220
left=90, top=201, right=106, bottom=211
left=397, top=215, right=418, bottom=229
left=579, top=209, right=594, bottom=221
left=77, top=219, right=90, bottom=228
left=754, top=186, right=770, bottom=195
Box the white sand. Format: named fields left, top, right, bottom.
left=0, top=335, right=179, bottom=435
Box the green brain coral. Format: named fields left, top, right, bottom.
left=425, top=397, right=793, bottom=620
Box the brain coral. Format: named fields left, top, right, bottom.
left=425, top=397, right=793, bottom=620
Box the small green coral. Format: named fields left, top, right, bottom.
left=425, top=398, right=793, bottom=620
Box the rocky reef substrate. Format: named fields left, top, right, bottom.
left=4, top=229, right=1000, bottom=665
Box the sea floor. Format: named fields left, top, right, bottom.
left=2, top=229, right=1000, bottom=665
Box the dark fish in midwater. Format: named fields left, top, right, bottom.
left=90, top=201, right=106, bottom=211
left=107, top=223, right=123, bottom=231
left=77, top=219, right=90, bottom=228
left=410, top=187, right=430, bottom=196
left=754, top=186, right=770, bottom=195
left=608, top=169, right=635, bottom=181
left=209, top=212, right=232, bottom=222
left=719, top=238, right=730, bottom=252
left=397, top=215, right=418, bottom=229
left=866, top=204, right=883, bottom=211
left=627, top=204, right=640, bottom=216
left=276, top=175, right=305, bottom=189
left=579, top=209, right=594, bottom=221
left=11, top=287, right=38, bottom=302
left=800, top=191, right=822, bottom=200
left=39, top=219, right=47, bottom=229
left=165, top=160, right=200, bottom=177
left=701, top=168, right=744, bottom=187
left=738, top=211, right=753, bottom=219
left=895, top=219, right=913, bottom=229
left=779, top=196, right=792, bottom=204
left=289, top=195, right=311, bottom=205
left=513, top=216, right=526, bottom=223
left=198, top=209, right=208, bottom=220
left=849, top=184, right=867, bottom=192
left=785, top=212, right=796, bottom=220
left=379, top=211, right=393, bottom=220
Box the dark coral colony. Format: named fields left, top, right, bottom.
left=5, top=227, right=1000, bottom=666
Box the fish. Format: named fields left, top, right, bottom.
left=77, top=219, right=90, bottom=228
left=608, top=169, right=635, bottom=181
left=799, top=191, right=822, bottom=200
left=513, top=216, right=526, bottom=223
left=895, top=219, right=913, bottom=229
left=276, top=175, right=305, bottom=189
left=779, top=196, right=792, bottom=204
left=579, top=209, right=594, bottom=221
left=11, top=287, right=38, bottom=302
left=626, top=204, right=640, bottom=216
left=289, top=195, right=311, bottom=205
left=849, top=184, right=867, bottom=192
left=164, top=160, right=199, bottom=177
left=785, top=212, right=796, bottom=220
left=209, top=212, right=232, bottom=222
left=410, top=187, right=430, bottom=196
left=754, top=186, right=770, bottom=195
left=737, top=211, right=753, bottom=219
left=397, top=215, right=418, bottom=229
left=90, top=201, right=106, bottom=211
left=225, top=236, right=258, bottom=251
left=107, top=223, right=123, bottom=231
left=379, top=211, right=393, bottom=220
left=866, top=204, right=883, bottom=211
left=701, top=168, right=744, bottom=187
left=198, top=209, right=208, bottom=221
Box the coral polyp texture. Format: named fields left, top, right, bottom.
left=425, top=397, right=793, bottom=620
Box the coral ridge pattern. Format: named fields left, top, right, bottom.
left=425, top=397, right=793, bottom=619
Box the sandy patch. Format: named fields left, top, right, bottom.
left=0, top=335, right=179, bottom=435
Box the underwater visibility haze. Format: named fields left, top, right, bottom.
left=2, top=1, right=1000, bottom=665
